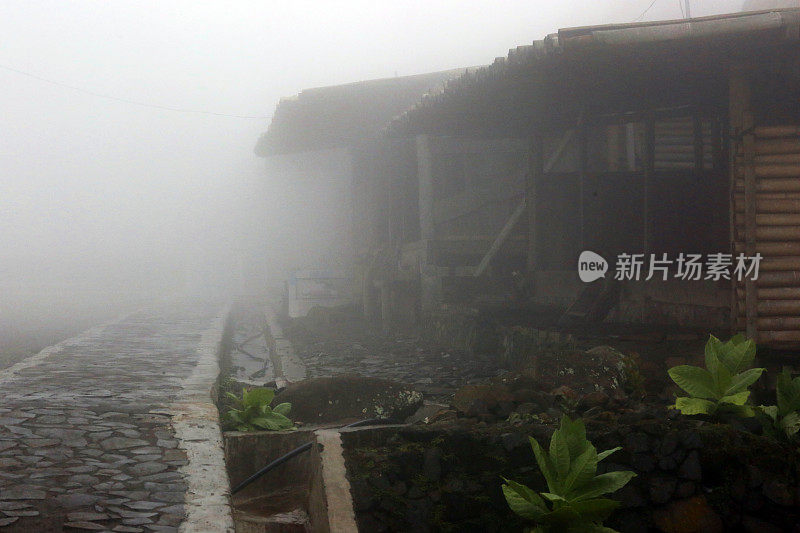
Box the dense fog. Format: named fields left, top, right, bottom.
left=0, top=0, right=746, bottom=343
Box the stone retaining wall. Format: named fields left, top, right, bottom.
left=341, top=419, right=800, bottom=532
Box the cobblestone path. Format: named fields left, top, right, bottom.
left=0, top=302, right=230, bottom=532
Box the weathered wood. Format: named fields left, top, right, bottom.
left=526, top=134, right=543, bottom=272
left=735, top=164, right=800, bottom=178
left=735, top=300, right=800, bottom=316
left=735, top=213, right=800, bottom=226
left=733, top=196, right=800, bottom=214
left=755, top=270, right=800, bottom=287
left=755, top=137, right=800, bottom=154
left=755, top=226, right=800, bottom=241
left=734, top=178, right=800, bottom=192
left=737, top=316, right=800, bottom=330
left=736, top=287, right=800, bottom=300
left=758, top=330, right=800, bottom=343
left=734, top=241, right=800, bottom=255
left=759, top=256, right=800, bottom=272
left=474, top=200, right=526, bottom=278
left=743, top=108, right=758, bottom=341
left=754, top=125, right=800, bottom=138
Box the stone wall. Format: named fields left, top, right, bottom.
left=341, top=418, right=800, bottom=532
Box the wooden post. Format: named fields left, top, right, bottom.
left=729, top=69, right=758, bottom=341
left=526, top=134, right=543, bottom=272
left=416, top=134, right=441, bottom=312
left=644, top=113, right=655, bottom=254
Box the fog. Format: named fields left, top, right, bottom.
left=0, top=0, right=746, bottom=338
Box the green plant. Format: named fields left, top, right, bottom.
left=668, top=334, right=764, bottom=417
left=225, top=387, right=294, bottom=431
left=502, top=416, right=635, bottom=533
left=757, top=369, right=800, bottom=440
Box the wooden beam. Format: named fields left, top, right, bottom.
left=473, top=200, right=526, bottom=277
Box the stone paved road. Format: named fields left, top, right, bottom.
left=0, top=302, right=230, bottom=532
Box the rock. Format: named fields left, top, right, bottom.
left=653, top=496, right=723, bottom=533
left=100, top=437, right=149, bottom=450
left=452, top=384, right=513, bottom=414
left=649, top=477, right=677, bottom=504
left=625, top=432, right=650, bottom=454
left=579, top=391, right=609, bottom=409
left=741, top=515, right=784, bottom=533
left=56, top=493, right=102, bottom=508
left=423, top=448, right=442, bottom=482
left=630, top=453, right=656, bottom=472
left=515, top=402, right=536, bottom=416
left=464, top=399, right=489, bottom=417
left=67, top=512, right=110, bottom=522
left=0, top=518, right=19, bottom=527
left=676, top=481, right=695, bottom=499
left=1, top=487, right=46, bottom=500
left=499, top=433, right=526, bottom=452
left=762, top=479, right=793, bottom=506
left=276, top=375, right=423, bottom=422
left=63, top=521, right=107, bottom=531
left=658, top=432, right=679, bottom=456
left=678, top=430, right=703, bottom=450
left=678, top=451, right=702, bottom=481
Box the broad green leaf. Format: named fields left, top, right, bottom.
left=668, top=366, right=717, bottom=399
left=530, top=437, right=558, bottom=494
left=596, top=447, right=621, bottom=462
left=560, top=416, right=589, bottom=458
left=704, top=335, right=723, bottom=375
left=540, top=506, right=582, bottom=527
left=724, top=368, right=765, bottom=396
left=780, top=411, right=800, bottom=437
left=674, top=397, right=715, bottom=415
left=563, top=445, right=598, bottom=496
left=225, top=391, right=241, bottom=403
left=540, top=492, right=567, bottom=502
left=273, top=402, right=292, bottom=416
left=758, top=405, right=778, bottom=422
left=568, top=498, right=619, bottom=523
left=243, top=388, right=275, bottom=409
left=720, top=390, right=750, bottom=406
left=502, top=480, right=546, bottom=520
left=227, top=410, right=244, bottom=424
left=572, top=471, right=636, bottom=502
left=712, top=363, right=733, bottom=398
left=726, top=333, right=748, bottom=346
left=717, top=338, right=755, bottom=375
left=777, top=371, right=800, bottom=417
left=550, top=428, right=571, bottom=480
left=570, top=525, right=621, bottom=533
left=722, top=403, right=754, bottom=417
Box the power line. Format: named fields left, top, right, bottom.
left=634, top=0, right=660, bottom=21
left=0, top=63, right=269, bottom=120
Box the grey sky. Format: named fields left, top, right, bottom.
left=0, top=0, right=746, bottom=319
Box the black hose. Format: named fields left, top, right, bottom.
left=230, top=417, right=394, bottom=495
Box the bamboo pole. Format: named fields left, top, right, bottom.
left=758, top=330, right=800, bottom=343
left=737, top=316, right=800, bottom=330
left=736, top=287, right=800, bottom=300
left=734, top=300, right=800, bottom=316
left=755, top=137, right=800, bottom=154
left=755, top=270, right=800, bottom=287
left=755, top=226, right=800, bottom=241
left=754, top=125, right=800, bottom=138
left=734, top=178, right=800, bottom=192
left=759, top=257, right=800, bottom=271
left=733, top=198, right=800, bottom=213
left=735, top=213, right=800, bottom=226
left=734, top=242, right=800, bottom=255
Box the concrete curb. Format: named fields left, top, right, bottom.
left=309, top=430, right=359, bottom=533
left=174, top=303, right=235, bottom=533
left=265, top=304, right=307, bottom=386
